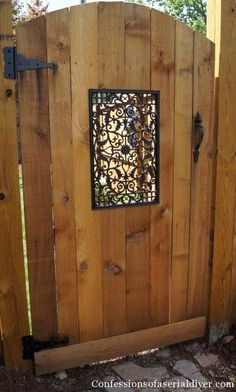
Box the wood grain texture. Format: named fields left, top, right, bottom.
left=125, top=3, right=152, bottom=332
left=98, top=2, right=127, bottom=337
left=208, top=0, right=236, bottom=338
left=150, top=9, right=175, bottom=326
left=70, top=4, right=103, bottom=342
left=0, top=0, right=30, bottom=368
left=35, top=316, right=206, bottom=375
left=171, top=21, right=193, bottom=323
left=17, top=17, right=58, bottom=340
left=47, top=9, right=79, bottom=342
left=187, top=32, right=215, bottom=318
left=5, top=3, right=218, bottom=362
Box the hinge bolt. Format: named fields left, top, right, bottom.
left=5, top=89, right=13, bottom=97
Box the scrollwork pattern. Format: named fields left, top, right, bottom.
left=90, top=90, right=159, bottom=208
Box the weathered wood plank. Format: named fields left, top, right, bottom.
left=97, top=2, right=127, bottom=337
left=171, top=21, right=193, bottom=323
left=0, top=0, right=30, bottom=368
left=70, top=3, right=103, bottom=342
left=35, top=316, right=206, bottom=375
left=207, top=0, right=236, bottom=341
left=187, top=33, right=215, bottom=318
left=17, top=17, right=58, bottom=340
left=150, top=9, right=175, bottom=326
left=125, top=3, right=152, bottom=332
left=46, top=9, right=79, bottom=342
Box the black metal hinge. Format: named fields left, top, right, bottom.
left=3, top=47, right=58, bottom=80
left=22, top=335, right=69, bottom=360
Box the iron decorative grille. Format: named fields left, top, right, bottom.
left=89, top=89, right=160, bottom=209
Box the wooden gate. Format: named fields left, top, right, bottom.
left=16, top=2, right=215, bottom=375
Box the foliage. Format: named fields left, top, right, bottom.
left=26, top=0, right=49, bottom=19
left=126, top=0, right=157, bottom=6
left=126, top=0, right=207, bottom=33
left=12, top=0, right=25, bottom=26
left=157, top=0, right=206, bottom=33
left=12, top=0, right=49, bottom=27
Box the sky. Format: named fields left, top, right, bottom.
left=23, top=0, right=122, bottom=12
left=48, top=0, right=90, bottom=12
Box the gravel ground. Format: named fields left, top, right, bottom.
left=0, top=328, right=235, bottom=392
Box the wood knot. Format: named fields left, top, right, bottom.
left=57, top=41, right=64, bottom=49
left=125, top=22, right=135, bottom=30
left=5, top=89, right=13, bottom=97
left=227, top=262, right=232, bottom=270
left=62, top=192, right=69, bottom=203
left=36, top=129, right=44, bottom=137
left=0, top=192, right=6, bottom=201
left=126, top=228, right=147, bottom=239
left=80, top=261, right=88, bottom=272
left=160, top=206, right=166, bottom=216
left=105, top=261, right=122, bottom=275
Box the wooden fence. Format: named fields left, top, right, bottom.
left=207, top=0, right=236, bottom=340
left=15, top=5, right=215, bottom=375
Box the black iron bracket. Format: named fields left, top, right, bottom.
left=22, top=335, right=69, bottom=360
left=193, top=112, right=204, bottom=163
left=3, top=47, right=58, bottom=79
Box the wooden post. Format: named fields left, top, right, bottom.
left=207, top=0, right=236, bottom=342
left=0, top=0, right=31, bottom=368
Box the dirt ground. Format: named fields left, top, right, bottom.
left=0, top=327, right=235, bottom=392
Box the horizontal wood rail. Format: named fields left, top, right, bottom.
left=35, top=317, right=206, bottom=375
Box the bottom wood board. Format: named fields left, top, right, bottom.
left=35, top=317, right=206, bottom=375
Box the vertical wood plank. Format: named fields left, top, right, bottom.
left=171, top=21, right=193, bottom=323
left=125, top=3, right=152, bottom=332
left=0, top=0, right=30, bottom=368
left=207, top=0, right=216, bottom=45
left=70, top=4, right=103, bottom=342
left=187, top=33, right=215, bottom=318
left=17, top=17, right=58, bottom=340
left=150, top=10, right=175, bottom=326
left=207, top=0, right=236, bottom=341
left=47, top=9, right=79, bottom=342
left=207, top=0, right=221, bottom=77
left=97, top=2, right=127, bottom=337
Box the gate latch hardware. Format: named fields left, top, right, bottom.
left=3, top=47, right=58, bottom=79
left=22, top=335, right=69, bottom=360
left=193, top=112, right=204, bottom=163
